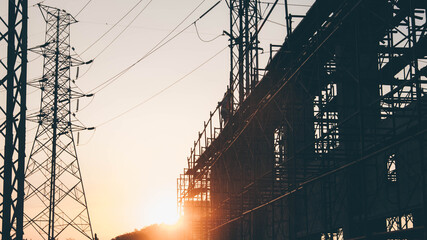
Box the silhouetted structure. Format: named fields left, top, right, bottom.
left=0, top=0, right=28, bottom=240
left=24, top=5, right=94, bottom=240
left=113, top=224, right=184, bottom=240
left=228, top=0, right=259, bottom=108
left=178, top=0, right=427, bottom=239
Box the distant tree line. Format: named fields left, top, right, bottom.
left=112, top=224, right=184, bottom=240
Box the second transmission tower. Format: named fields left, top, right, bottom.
left=228, top=0, right=259, bottom=110
left=24, top=5, right=94, bottom=240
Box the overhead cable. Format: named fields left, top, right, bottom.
left=92, top=0, right=154, bottom=59
left=80, top=0, right=148, bottom=55
left=194, top=22, right=224, bottom=42
left=95, top=46, right=227, bottom=127
left=75, top=0, right=93, bottom=17
left=88, top=0, right=221, bottom=94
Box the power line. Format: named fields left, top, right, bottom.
left=93, top=0, right=154, bottom=59
left=194, top=21, right=224, bottom=42
left=89, top=22, right=193, bottom=94
left=70, top=0, right=153, bottom=94
left=88, top=0, right=220, bottom=94
left=75, top=0, right=93, bottom=17
left=266, top=19, right=286, bottom=27
left=96, top=46, right=227, bottom=127
left=78, top=21, right=226, bottom=43
left=259, top=1, right=311, bottom=7
left=80, top=0, right=148, bottom=55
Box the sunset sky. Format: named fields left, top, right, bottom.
left=15, top=0, right=311, bottom=239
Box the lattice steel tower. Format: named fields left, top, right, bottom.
left=0, top=0, right=28, bottom=240
left=228, top=0, right=259, bottom=110
left=24, top=5, right=94, bottom=240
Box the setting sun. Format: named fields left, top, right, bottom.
left=142, top=195, right=180, bottom=226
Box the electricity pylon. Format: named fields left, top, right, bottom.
left=227, top=0, right=259, bottom=110
left=24, top=5, right=94, bottom=240
left=0, top=0, right=28, bottom=240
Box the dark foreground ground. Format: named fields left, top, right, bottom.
left=112, top=223, right=185, bottom=240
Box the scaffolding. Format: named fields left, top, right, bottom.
left=178, top=0, right=427, bottom=239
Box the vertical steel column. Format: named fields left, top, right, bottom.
left=238, top=0, right=245, bottom=104
left=228, top=0, right=259, bottom=111
left=47, top=11, right=60, bottom=240
left=410, top=1, right=427, bottom=237
left=16, top=1, right=28, bottom=238
left=283, top=0, right=291, bottom=36
left=0, top=0, right=27, bottom=239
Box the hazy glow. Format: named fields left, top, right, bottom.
left=142, top=197, right=180, bottom=225
left=19, top=0, right=309, bottom=239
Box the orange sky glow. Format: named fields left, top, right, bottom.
left=10, top=0, right=311, bottom=239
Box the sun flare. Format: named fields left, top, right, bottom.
left=161, top=212, right=180, bottom=225
left=142, top=197, right=180, bottom=226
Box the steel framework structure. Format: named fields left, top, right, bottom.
left=23, top=5, right=94, bottom=240
left=178, top=0, right=427, bottom=239
left=226, top=0, right=259, bottom=114
left=178, top=1, right=261, bottom=239
left=0, top=0, right=28, bottom=240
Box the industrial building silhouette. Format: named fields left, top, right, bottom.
left=178, top=0, right=427, bottom=239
